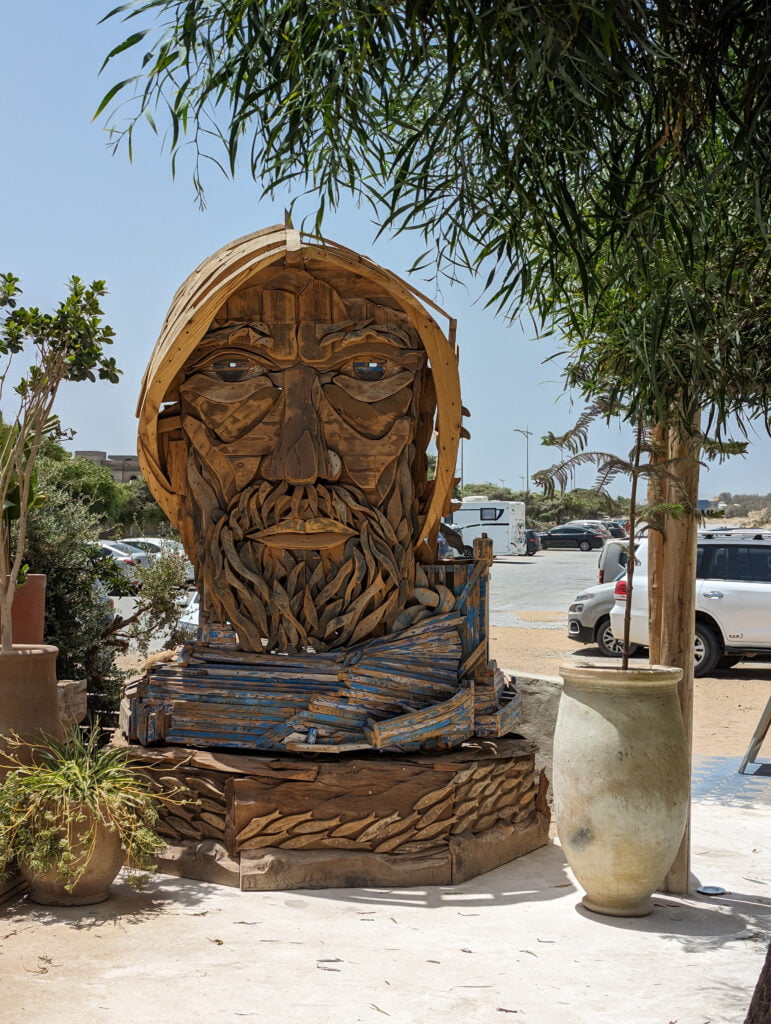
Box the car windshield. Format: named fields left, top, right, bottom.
left=104, top=541, right=138, bottom=555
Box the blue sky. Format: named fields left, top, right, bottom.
left=2, top=4, right=770, bottom=500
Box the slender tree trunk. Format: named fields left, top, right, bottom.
left=660, top=421, right=700, bottom=895
left=0, top=515, right=12, bottom=653
left=646, top=423, right=667, bottom=666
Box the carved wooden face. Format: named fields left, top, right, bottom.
left=179, top=319, right=426, bottom=515
left=176, top=315, right=433, bottom=652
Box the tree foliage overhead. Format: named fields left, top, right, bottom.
left=99, top=2, right=771, bottom=432
left=550, top=143, right=771, bottom=438
left=98, top=3, right=771, bottom=269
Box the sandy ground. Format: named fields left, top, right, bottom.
left=5, top=608, right=768, bottom=1024
left=2, top=800, right=768, bottom=1024
left=490, top=618, right=770, bottom=758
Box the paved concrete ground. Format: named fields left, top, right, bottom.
left=1, top=758, right=769, bottom=1024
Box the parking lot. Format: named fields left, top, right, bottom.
left=489, top=544, right=771, bottom=664
left=484, top=546, right=770, bottom=761
left=489, top=546, right=605, bottom=621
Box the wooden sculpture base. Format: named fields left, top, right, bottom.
left=119, top=736, right=549, bottom=891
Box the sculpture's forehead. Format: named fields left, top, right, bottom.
left=190, top=264, right=425, bottom=367
left=214, top=263, right=417, bottom=326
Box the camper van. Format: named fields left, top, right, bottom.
left=446, top=499, right=527, bottom=557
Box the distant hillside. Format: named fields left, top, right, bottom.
left=708, top=492, right=771, bottom=529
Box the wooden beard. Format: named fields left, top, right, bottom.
left=190, top=470, right=417, bottom=653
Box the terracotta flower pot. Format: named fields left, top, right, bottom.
left=0, top=645, right=62, bottom=761
left=7, top=574, right=47, bottom=645
left=554, top=661, right=689, bottom=917
left=20, top=808, right=124, bottom=906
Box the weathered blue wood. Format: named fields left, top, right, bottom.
left=127, top=552, right=516, bottom=754
left=363, top=686, right=475, bottom=748
left=475, top=695, right=522, bottom=738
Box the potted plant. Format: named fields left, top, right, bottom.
left=537, top=408, right=746, bottom=914
left=534, top=410, right=692, bottom=916
left=0, top=273, right=118, bottom=749
left=0, top=724, right=165, bottom=905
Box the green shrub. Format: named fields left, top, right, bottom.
left=24, top=469, right=189, bottom=716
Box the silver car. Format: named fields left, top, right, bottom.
left=568, top=579, right=639, bottom=657
left=93, top=541, right=145, bottom=590
left=120, top=536, right=195, bottom=583
left=101, top=540, right=151, bottom=570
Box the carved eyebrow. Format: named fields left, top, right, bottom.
left=318, top=323, right=420, bottom=353
left=191, top=323, right=280, bottom=361
left=203, top=322, right=273, bottom=343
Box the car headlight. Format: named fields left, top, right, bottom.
left=568, top=603, right=584, bottom=612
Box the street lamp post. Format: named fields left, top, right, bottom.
left=513, top=426, right=533, bottom=499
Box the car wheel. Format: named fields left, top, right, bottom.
left=579, top=540, right=591, bottom=551
left=595, top=616, right=638, bottom=657
left=716, top=655, right=740, bottom=670
left=694, top=622, right=721, bottom=677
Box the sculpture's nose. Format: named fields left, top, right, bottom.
left=261, top=365, right=328, bottom=484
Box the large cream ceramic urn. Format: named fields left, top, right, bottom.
left=554, top=662, right=689, bottom=916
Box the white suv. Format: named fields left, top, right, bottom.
left=610, top=530, right=771, bottom=676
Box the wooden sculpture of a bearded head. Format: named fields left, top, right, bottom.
left=137, top=228, right=461, bottom=653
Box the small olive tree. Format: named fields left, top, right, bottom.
left=0, top=274, right=119, bottom=651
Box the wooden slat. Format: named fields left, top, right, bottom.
left=364, top=686, right=474, bottom=749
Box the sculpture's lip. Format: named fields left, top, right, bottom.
left=252, top=517, right=356, bottom=549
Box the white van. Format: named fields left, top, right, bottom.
left=446, top=500, right=527, bottom=557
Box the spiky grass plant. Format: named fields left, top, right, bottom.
left=0, top=724, right=164, bottom=891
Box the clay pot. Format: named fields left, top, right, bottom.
left=6, top=574, right=47, bottom=645
left=20, top=809, right=124, bottom=906
left=0, top=645, right=62, bottom=760
left=554, top=661, right=689, bottom=917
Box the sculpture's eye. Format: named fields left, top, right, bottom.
left=352, top=359, right=386, bottom=381
left=202, top=354, right=266, bottom=382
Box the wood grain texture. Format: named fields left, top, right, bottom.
left=126, top=738, right=547, bottom=863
